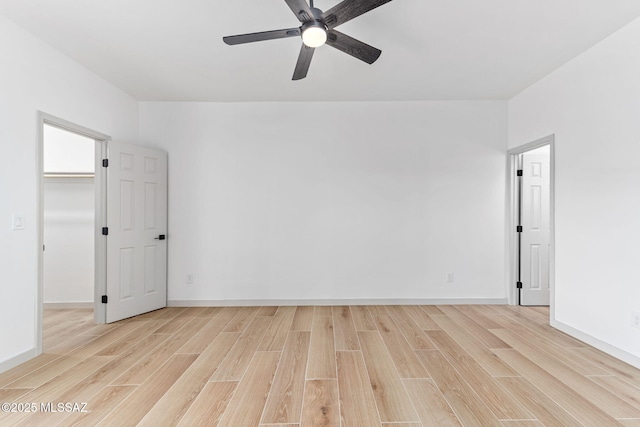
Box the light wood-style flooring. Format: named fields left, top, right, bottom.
left=1, top=305, right=640, bottom=426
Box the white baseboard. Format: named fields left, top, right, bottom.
left=551, top=319, right=640, bottom=370
left=44, top=302, right=93, bottom=309
left=168, top=298, right=508, bottom=307
left=0, top=348, right=38, bottom=374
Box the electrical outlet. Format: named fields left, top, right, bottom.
left=446, top=272, right=454, bottom=283
left=632, top=311, right=640, bottom=329
left=186, top=274, right=194, bottom=284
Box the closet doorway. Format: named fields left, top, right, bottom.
left=508, top=135, right=554, bottom=307
left=43, top=124, right=96, bottom=309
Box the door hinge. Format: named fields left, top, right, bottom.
left=101, top=295, right=108, bottom=304
left=517, top=169, right=523, bottom=177
left=102, top=227, right=109, bottom=236
left=516, top=282, right=523, bottom=289
left=102, top=159, right=109, bottom=167
left=516, top=225, right=523, bottom=232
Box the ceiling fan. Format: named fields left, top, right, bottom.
left=222, top=0, right=394, bottom=80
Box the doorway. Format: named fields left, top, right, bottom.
left=43, top=124, right=96, bottom=309
left=508, top=135, right=554, bottom=307
left=37, top=113, right=169, bottom=355
left=37, top=113, right=110, bottom=354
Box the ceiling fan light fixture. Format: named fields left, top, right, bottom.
left=302, top=24, right=327, bottom=48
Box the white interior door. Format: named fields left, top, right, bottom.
left=520, top=148, right=551, bottom=306
left=105, top=142, right=168, bottom=322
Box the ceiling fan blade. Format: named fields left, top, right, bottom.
left=322, top=0, right=393, bottom=29
left=223, top=28, right=301, bottom=45
left=326, top=30, right=381, bottom=64
left=292, top=44, right=315, bottom=80
left=284, top=0, right=314, bottom=22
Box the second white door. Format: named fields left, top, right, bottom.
left=520, top=146, right=551, bottom=306
left=105, top=142, right=168, bottom=322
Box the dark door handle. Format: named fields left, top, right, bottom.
left=154, top=234, right=166, bottom=240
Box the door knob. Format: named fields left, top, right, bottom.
left=154, top=234, right=166, bottom=240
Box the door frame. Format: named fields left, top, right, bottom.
left=507, top=134, right=555, bottom=307
left=36, top=112, right=110, bottom=355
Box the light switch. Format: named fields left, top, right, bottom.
left=12, top=214, right=25, bottom=230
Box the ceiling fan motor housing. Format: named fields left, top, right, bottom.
left=300, top=7, right=327, bottom=47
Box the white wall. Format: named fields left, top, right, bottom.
left=509, top=17, right=640, bottom=364
left=139, top=101, right=508, bottom=304
left=43, top=179, right=94, bottom=304
left=44, top=124, right=95, bottom=173
left=0, top=15, right=138, bottom=370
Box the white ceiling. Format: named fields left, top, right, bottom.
left=2, top=0, right=640, bottom=102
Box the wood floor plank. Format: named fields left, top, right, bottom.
left=373, top=315, right=429, bottom=378
left=493, top=348, right=624, bottom=426
left=416, top=350, right=501, bottom=427
left=492, top=328, right=640, bottom=418
left=403, top=305, right=441, bottom=330
left=0, top=388, right=33, bottom=403
left=0, top=356, right=115, bottom=426
left=111, top=317, right=210, bottom=385
left=185, top=306, right=221, bottom=317
left=19, top=334, right=169, bottom=427
left=153, top=310, right=197, bottom=334
left=8, top=321, right=153, bottom=388
left=574, top=347, right=640, bottom=388
left=95, top=319, right=169, bottom=356
left=210, top=317, right=272, bottom=381
left=333, top=306, right=360, bottom=351
left=357, top=331, right=419, bottom=423
left=351, top=306, right=377, bottom=331
left=491, top=315, right=609, bottom=376
left=496, top=307, right=585, bottom=348
left=336, top=351, right=382, bottom=427
left=68, top=320, right=161, bottom=359
left=45, top=333, right=103, bottom=356
left=618, top=420, right=640, bottom=427
left=314, top=306, right=332, bottom=316
left=223, top=306, right=260, bottom=332
left=385, top=306, right=435, bottom=349
left=257, top=306, right=279, bottom=316
left=0, top=353, right=61, bottom=388
left=462, top=304, right=503, bottom=316
left=300, top=379, right=339, bottom=427
left=290, top=306, right=314, bottom=331
left=177, top=308, right=239, bottom=354
left=436, top=305, right=510, bottom=349
left=403, top=378, right=462, bottom=426
left=306, top=315, right=337, bottom=379
left=258, top=306, right=297, bottom=351
left=261, top=332, right=311, bottom=424
left=588, top=375, right=640, bottom=410
left=367, top=306, right=390, bottom=316
left=136, top=332, right=241, bottom=427
left=9, top=356, right=114, bottom=403
left=430, top=313, right=519, bottom=377
left=499, top=421, right=542, bottom=427
left=94, top=354, right=197, bottom=427
left=217, top=351, right=281, bottom=427
left=421, top=305, right=444, bottom=316
left=497, top=376, right=582, bottom=427
left=426, top=330, right=532, bottom=420
left=61, top=385, right=137, bottom=427
left=176, top=381, right=237, bottom=427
